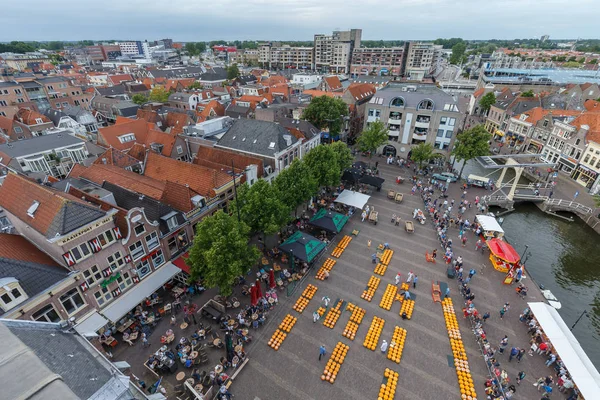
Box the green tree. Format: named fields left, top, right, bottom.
left=46, top=41, right=64, bottom=51
left=131, top=94, right=148, bottom=105
left=273, top=159, right=318, bottom=216
left=231, top=179, right=290, bottom=242
left=356, top=120, right=388, bottom=156
left=562, top=61, right=582, bottom=68
left=185, top=42, right=198, bottom=56
left=521, top=90, right=534, bottom=98
left=450, top=42, right=467, bottom=65
left=590, top=59, right=598, bottom=65
left=186, top=211, right=260, bottom=296
left=195, top=42, right=207, bottom=53
left=451, top=125, right=492, bottom=179
left=568, top=56, right=577, bottom=62
left=479, top=92, right=496, bottom=114
left=302, top=96, right=348, bottom=135
left=330, top=141, right=353, bottom=173
left=187, top=82, right=203, bottom=90
left=148, top=86, right=170, bottom=103
left=410, top=142, right=436, bottom=169
left=303, top=144, right=342, bottom=188
left=578, top=57, right=586, bottom=63
left=593, top=195, right=600, bottom=208
left=227, top=63, right=240, bottom=79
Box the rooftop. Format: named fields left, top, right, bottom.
left=0, top=132, right=86, bottom=157
left=217, top=119, right=299, bottom=158
left=483, top=68, right=600, bottom=85
left=369, top=83, right=460, bottom=112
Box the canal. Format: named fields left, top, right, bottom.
left=461, top=160, right=600, bottom=368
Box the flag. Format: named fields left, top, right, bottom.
left=62, top=251, right=76, bottom=267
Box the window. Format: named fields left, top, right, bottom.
left=375, top=110, right=381, bottom=117
left=17, top=98, right=24, bottom=103
left=70, top=242, right=91, bottom=261
left=14, top=126, right=23, bottom=134
left=145, top=231, right=159, bottom=251
left=136, top=259, right=151, bottom=279
left=83, top=265, right=102, bottom=286
left=436, top=129, right=444, bottom=137
left=390, top=97, right=404, bottom=107
left=440, top=117, right=447, bottom=125
left=94, top=287, right=112, bottom=306
left=134, top=224, right=145, bottom=236
left=368, top=109, right=374, bottom=116
left=59, top=288, right=85, bottom=315
left=107, top=251, right=125, bottom=271
left=116, top=271, right=133, bottom=291
left=35, top=118, right=44, bottom=124
left=448, top=118, right=456, bottom=126
left=151, top=249, right=165, bottom=267
left=118, top=134, right=135, bottom=143
left=543, top=120, right=549, bottom=127
left=14, top=88, right=22, bottom=95
left=445, top=130, right=453, bottom=139
left=176, top=145, right=183, bottom=154
left=129, top=241, right=145, bottom=260
left=167, top=216, right=178, bottom=231
left=97, top=229, right=115, bottom=248
left=32, top=304, right=61, bottom=323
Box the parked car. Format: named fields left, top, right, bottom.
left=432, top=172, right=458, bottom=183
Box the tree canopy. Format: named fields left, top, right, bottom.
left=303, top=144, right=343, bottom=188
left=451, top=125, right=492, bottom=178
left=148, top=86, right=171, bottom=103
left=231, top=179, right=290, bottom=241
left=479, top=92, right=496, bottom=114
left=356, top=121, right=388, bottom=156
left=186, top=211, right=260, bottom=296
left=520, top=90, right=535, bottom=98
left=227, top=64, right=240, bottom=80
left=184, top=42, right=206, bottom=56
left=273, top=159, right=318, bottom=216
left=450, top=42, right=467, bottom=65
left=302, top=96, right=348, bottom=135
left=330, top=141, right=354, bottom=173
left=131, top=94, right=148, bottom=105
left=411, top=142, right=437, bottom=169
left=187, top=82, right=203, bottom=90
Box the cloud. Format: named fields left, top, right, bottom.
left=0, top=0, right=597, bottom=41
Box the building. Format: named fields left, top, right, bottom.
left=168, top=92, right=202, bottom=111
left=341, top=83, right=376, bottom=139
left=363, top=82, right=461, bottom=157
left=570, top=113, right=600, bottom=190
left=0, top=132, right=102, bottom=179
left=44, top=108, right=89, bottom=137
left=350, top=47, right=404, bottom=76
left=403, top=42, right=438, bottom=80
left=35, top=76, right=93, bottom=110
left=314, top=29, right=362, bottom=73
left=118, top=41, right=151, bottom=59
left=258, top=42, right=313, bottom=70
left=0, top=81, right=30, bottom=118
left=91, top=97, right=139, bottom=123
left=215, top=119, right=303, bottom=178
left=13, top=107, right=54, bottom=135
left=1, top=53, right=51, bottom=71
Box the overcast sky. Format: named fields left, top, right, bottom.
left=1, top=0, right=598, bottom=42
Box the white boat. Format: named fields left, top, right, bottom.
left=541, top=289, right=562, bottom=309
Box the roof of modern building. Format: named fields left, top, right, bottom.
left=0, top=132, right=86, bottom=157
left=96, top=85, right=126, bottom=96
left=35, top=76, right=67, bottom=84
left=0, top=173, right=107, bottom=239
left=482, top=68, right=600, bottom=85
left=217, top=118, right=298, bottom=157
left=369, top=83, right=460, bottom=112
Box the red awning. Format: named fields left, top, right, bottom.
left=172, top=252, right=190, bottom=274
left=487, top=239, right=520, bottom=264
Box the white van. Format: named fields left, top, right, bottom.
left=467, top=174, right=490, bottom=188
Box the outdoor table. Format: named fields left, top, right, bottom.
left=129, top=331, right=139, bottom=341
left=146, top=316, right=155, bottom=324
left=186, top=378, right=195, bottom=386
left=234, top=345, right=243, bottom=353
left=213, top=338, right=222, bottom=346
left=240, top=328, right=249, bottom=336
left=172, top=287, right=185, bottom=296
left=117, top=319, right=134, bottom=333
left=180, top=322, right=189, bottom=330
left=227, top=319, right=235, bottom=326
left=215, top=364, right=223, bottom=373
left=189, top=351, right=198, bottom=360
left=104, top=336, right=117, bottom=347
left=160, top=345, right=168, bottom=353
left=202, top=306, right=222, bottom=320
left=251, top=314, right=258, bottom=320
left=176, top=372, right=186, bottom=381
left=194, top=384, right=203, bottom=392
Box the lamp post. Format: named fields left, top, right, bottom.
left=520, top=244, right=529, bottom=261
left=230, top=160, right=241, bottom=223
left=570, top=310, right=588, bottom=331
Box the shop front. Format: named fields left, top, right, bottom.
left=571, top=164, right=598, bottom=189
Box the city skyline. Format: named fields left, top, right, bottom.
left=1, top=0, right=599, bottom=42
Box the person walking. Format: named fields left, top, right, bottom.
left=461, top=236, right=467, bottom=247
left=545, top=353, right=556, bottom=367
left=362, top=210, right=367, bottom=222
left=498, top=335, right=508, bottom=354
left=413, top=275, right=418, bottom=289
left=319, top=345, right=326, bottom=361
left=468, top=268, right=476, bottom=280
left=367, top=240, right=372, bottom=248
left=142, top=333, right=150, bottom=348
left=322, top=296, right=331, bottom=308
left=432, top=249, right=437, bottom=259
left=395, top=273, right=401, bottom=285
left=509, top=347, right=519, bottom=362
left=516, top=371, right=526, bottom=385
left=170, top=315, right=176, bottom=325
left=313, top=311, right=320, bottom=323
left=482, top=312, right=490, bottom=324
left=500, top=306, right=506, bottom=319
left=445, top=287, right=450, bottom=298
left=380, top=340, right=388, bottom=354
left=371, top=253, right=378, bottom=264
left=406, top=271, right=414, bottom=283
left=517, top=348, right=526, bottom=362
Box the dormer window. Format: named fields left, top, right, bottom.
left=118, top=133, right=136, bottom=143
left=0, top=278, right=28, bottom=312
left=35, top=118, right=44, bottom=124
left=269, top=142, right=276, bottom=149
left=27, top=201, right=40, bottom=217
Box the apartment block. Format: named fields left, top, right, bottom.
left=350, top=47, right=404, bottom=76
left=314, top=29, right=362, bottom=73
left=258, top=43, right=313, bottom=69
left=403, top=42, right=438, bottom=80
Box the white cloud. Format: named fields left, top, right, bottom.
left=0, top=0, right=597, bottom=41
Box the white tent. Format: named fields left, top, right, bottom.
left=528, top=302, right=600, bottom=399
left=476, top=214, right=504, bottom=237
left=334, top=190, right=371, bottom=210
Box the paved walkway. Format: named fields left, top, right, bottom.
left=231, top=157, right=567, bottom=400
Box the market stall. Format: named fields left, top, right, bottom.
left=528, top=302, right=600, bottom=400
left=278, top=231, right=326, bottom=263
left=334, top=189, right=370, bottom=210
left=359, top=175, right=385, bottom=190
left=486, top=238, right=520, bottom=274
left=476, top=214, right=505, bottom=240
left=308, top=209, right=349, bottom=234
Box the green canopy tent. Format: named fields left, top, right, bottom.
left=308, top=208, right=349, bottom=234
left=278, top=231, right=327, bottom=263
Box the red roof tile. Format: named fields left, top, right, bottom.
left=165, top=112, right=193, bottom=134
left=108, top=74, right=133, bottom=86
left=97, top=118, right=149, bottom=151
left=0, top=233, right=59, bottom=266
left=146, top=129, right=176, bottom=155
left=345, top=83, right=375, bottom=102
left=14, top=108, right=51, bottom=126
left=324, top=76, right=343, bottom=91
left=193, top=146, right=264, bottom=177
left=197, top=100, right=225, bottom=119
left=584, top=99, right=600, bottom=112
left=303, top=90, right=342, bottom=98
left=93, top=148, right=141, bottom=168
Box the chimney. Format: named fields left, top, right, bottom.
left=102, top=158, right=107, bottom=164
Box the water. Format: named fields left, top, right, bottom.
left=461, top=159, right=600, bottom=368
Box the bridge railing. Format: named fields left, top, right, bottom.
left=545, top=198, right=593, bottom=214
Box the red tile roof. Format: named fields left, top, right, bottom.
left=345, top=83, right=375, bottom=102
left=164, top=78, right=196, bottom=92
left=97, top=118, right=149, bottom=151
left=473, top=88, right=485, bottom=99
left=237, top=94, right=274, bottom=104
left=324, top=76, right=343, bottom=91
left=572, top=112, right=600, bottom=144
left=197, top=100, right=225, bottom=119
left=93, top=148, right=141, bottom=169
left=0, top=233, right=59, bottom=266
left=261, top=76, right=288, bottom=87
left=584, top=99, right=600, bottom=112
left=165, top=112, right=193, bottom=134
left=193, top=146, right=264, bottom=177
left=303, top=90, right=342, bottom=98
left=14, top=108, right=51, bottom=126
left=108, top=74, right=133, bottom=86
left=146, top=129, right=176, bottom=156
left=136, top=109, right=164, bottom=125
left=523, top=108, right=582, bottom=125
left=144, top=152, right=232, bottom=198
left=127, top=143, right=147, bottom=161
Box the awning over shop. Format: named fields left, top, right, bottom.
left=487, top=238, right=520, bottom=263
left=334, top=189, right=370, bottom=209
left=341, top=168, right=362, bottom=184
left=476, top=215, right=505, bottom=236
left=495, top=130, right=505, bottom=137
left=102, top=262, right=181, bottom=323
left=74, top=311, right=109, bottom=337
left=359, top=175, right=385, bottom=188
left=308, top=209, right=349, bottom=233
left=528, top=302, right=600, bottom=399
left=278, top=231, right=326, bottom=263
left=173, top=252, right=190, bottom=274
